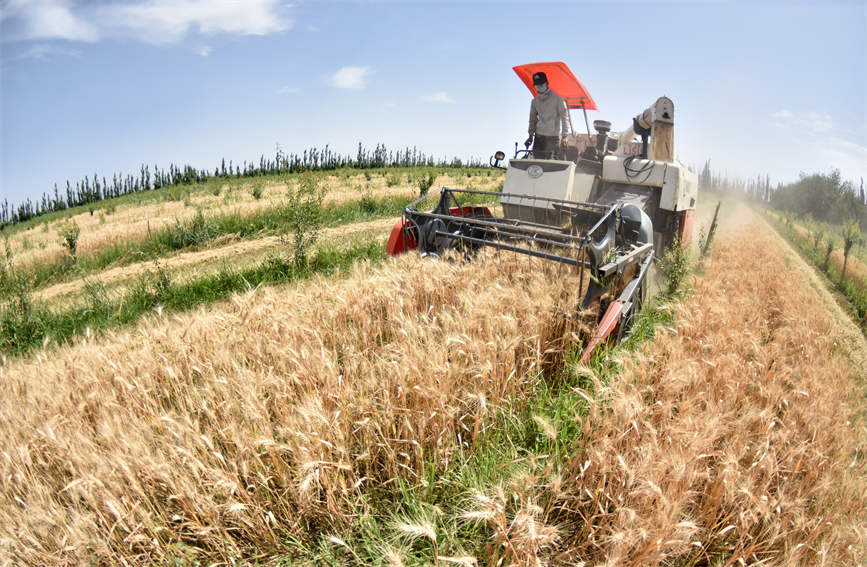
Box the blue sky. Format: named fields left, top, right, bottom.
left=1, top=0, right=865, bottom=207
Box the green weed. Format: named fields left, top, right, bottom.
left=415, top=172, right=436, bottom=198
left=657, top=235, right=692, bottom=295
left=59, top=220, right=81, bottom=263
left=0, top=240, right=385, bottom=358
left=386, top=170, right=402, bottom=187
left=281, top=172, right=327, bottom=268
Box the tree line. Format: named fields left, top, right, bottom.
left=1, top=143, right=483, bottom=227
left=769, top=170, right=866, bottom=228
left=698, top=159, right=778, bottom=202
left=697, top=159, right=866, bottom=228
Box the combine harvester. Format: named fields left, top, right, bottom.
left=386, top=62, right=697, bottom=362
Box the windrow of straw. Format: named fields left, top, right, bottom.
left=0, top=251, right=589, bottom=565
left=482, top=219, right=867, bottom=566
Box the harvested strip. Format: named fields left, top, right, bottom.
left=9, top=172, right=500, bottom=269
left=34, top=217, right=395, bottom=302
left=546, top=209, right=867, bottom=565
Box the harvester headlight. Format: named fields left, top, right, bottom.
left=490, top=150, right=507, bottom=168
left=527, top=165, right=543, bottom=179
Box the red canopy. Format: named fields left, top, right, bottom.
left=513, top=61, right=598, bottom=111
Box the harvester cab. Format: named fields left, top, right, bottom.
left=386, top=61, right=698, bottom=362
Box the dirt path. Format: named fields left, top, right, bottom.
left=34, top=217, right=395, bottom=301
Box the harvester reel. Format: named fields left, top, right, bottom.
left=418, top=218, right=455, bottom=258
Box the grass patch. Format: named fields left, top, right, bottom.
left=3, top=184, right=502, bottom=299
left=0, top=240, right=386, bottom=358
left=765, top=212, right=867, bottom=330
left=282, top=278, right=684, bottom=565
left=1, top=193, right=411, bottom=297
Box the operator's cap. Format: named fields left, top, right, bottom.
left=532, top=72, right=548, bottom=85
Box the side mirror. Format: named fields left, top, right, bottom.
left=490, top=150, right=506, bottom=169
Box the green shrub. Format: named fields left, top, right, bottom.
left=166, top=186, right=185, bottom=201
left=813, top=224, right=825, bottom=250
left=169, top=209, right=217, bottom=249
left=415, top=172, right=436, bottom=198
left=133, top=261, right=172, bottom=303
left=59, top=220, right=81, bottom=262
left=282, top=172, right=328, bottom=268
left=250, top=180, right=265, bottom=200
left=0, top=264, right=38, bottom=354
left=82, top=277, right=111, bottom=315
left=824, top=237, right=836, bottom=271
left=359, top=189, right=377, bottom=215
left=841, top=219, right=863, bottom=280
left=386, top=170, right=401, bottom=187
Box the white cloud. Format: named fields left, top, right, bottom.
left=329, top=66, right=371, bottom=90
left=197, top=45, right=212, bottom=56
left=100, top=0, right=292, bottom=44
left=8, top=43, right=81, bottom=61
left=306, top=24, right=319, bottom=32
left=420, top=91, right=454, bottom=103
left=277, top=86, right=299, bottom=95
left=1, top=0, right=292, bottom=44
left=818, top=137, right=867, bottom=183
left=1, top=0, right=99, bottom=42
left=803, top=111, right=835, bottom=133
left=772, top=108, right=835, bottom=134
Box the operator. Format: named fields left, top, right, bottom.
left=524, top=72, right=572, bottom=159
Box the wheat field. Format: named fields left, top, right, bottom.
left=473, top=209, right=867, bottom=566
left=1, top=201, right=865, bottom=565
left=0, top=249, right=589, bottom=565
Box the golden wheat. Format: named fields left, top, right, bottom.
left=2, top=202, right=864, bottom=566
left=0, top=249, right=585, bottom=565
left=482, top=211, right=867, bottom=566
